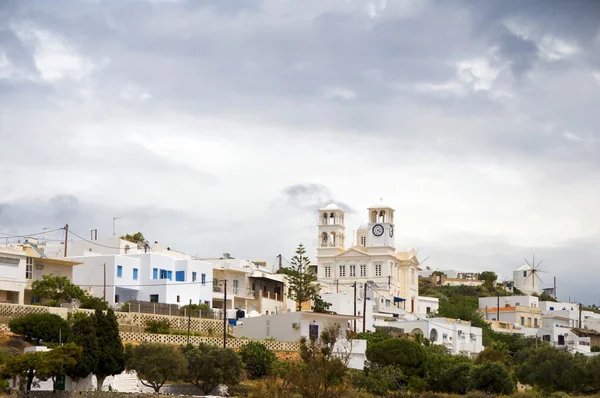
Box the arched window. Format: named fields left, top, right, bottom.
left=370, top=211, right=377, bottom=223
left=321, top=232, right=328, bottom=247
left=322, top=213, right=328, bottom=225
left=329, top=232, right=337, bottom=247
left=329, top=213, right=336, bottom=225
left=378, top=210, right=386, bottom=223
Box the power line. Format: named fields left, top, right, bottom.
left=0, top=276, right=213, bottom=288
left=67, top=230, right=126, bottom=249
left=0, top=227, right=64, bottom=239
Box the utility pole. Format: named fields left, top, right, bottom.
left=223, top=279, right=227, bottom=348
left=362, top=283, right=367, bottom=333
left=277, top=254, right=282, bottom=271
left=63, top=224, right=69, bottom=257
left=187, top=299, right=192, bottom=345
left=353, top=282, right=357, bottom=333
left=336, top=279, right=339, bottom=294
left=497, top=294, right=500, bottom=321
left=103, top=263, right=107, bottom=301
left=579, top=303, right=582, bottom=329
left=554, top=277, right=557, bottom=300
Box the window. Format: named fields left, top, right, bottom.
left=411, top=268, right=416, bottom=284
left=149, top=294, right=159, bottom=303
left=442, top=333, right=448, bottom=341
left=26, top=257, right=33, bottom=280
left=360, top=236, right=366, bottom=246
left=543, top=335, right=551, bottom=342
left=558, top=335, right=565, bottom=345
left=520, top=316, right=525, bottom=326
left=360, top=264, right=366, bottom=277
left=167, top=270, right=172, bottom=280
left=115, top=294, right=120, bottom=303
left=192, top=272, right=197, bottom=282
left=426, top=307, right=431, bottom=314
left=375, top=264, right=382, bottom=277
left=133, top=268, right=138, bottom=280
left=349, top=265, right=356, bottom=277
left=527, top=317, right=532, bottom=327
left=117, top=265, right=123, bottom=278
left=175, top=271, right=185, bottom=282
left=339, top=265, right=346, bottom=277
left=523, top=271, right=527, bottom=277
left=201, top=273, right=206, bottom=285
left=176, top=295, right=180, bottom=303
left=534, top=318, right=538, bottom=327
left=385, top=299, right=390, bottom=307
left=233, top=279, right=239, bottom=294
left=160, top=269, right=167, bottom=279
left=153, top=268, right=158, bottom=279
left=325, top=266, right=331, bottom=278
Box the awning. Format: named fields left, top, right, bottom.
left=394, top=296, right=406, bottom=303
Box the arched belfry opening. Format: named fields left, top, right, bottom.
left=321, top=232, right=328, bottom=247
left=370, top=211, right=378, bottom=223
left=378, top=210, right=387, bottom=223
left=322, top=213, right=328, bottom=225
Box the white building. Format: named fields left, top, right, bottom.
left=316, top=201, right=420, bottom=314
left=417, top=296, right=439, bottom=316
left=538, top=315, right=592, bottom=354
left=381, top=317, right=484, bottom=357
left=479, top=295, right=539, bottom=310
left=0, top=238, right=82, bottom=305
left=71, top=252, right=213, bottom=306
left=234, top=311, right=366, bottom=369
left=320, top=291, right=376, bottom=332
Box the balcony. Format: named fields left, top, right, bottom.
left=254, top=290, right=284, bottom=302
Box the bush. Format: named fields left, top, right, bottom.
left=9, top=313, right=69, bottom=345
left=182, top=343, right=243, bottom=394
left=239, top=341, right=277, bottom=379
left=469, top=362, right=515, bottom=395
left=144, top=319, right=171, bottom=334
left=79, top=296, right=109, bottom=310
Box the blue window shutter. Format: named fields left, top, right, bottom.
left=192, top=272, right=197, bottom=282
left=117, top=265, right=123, bottom=278
left=176, top=271, right=185, bottom=282
left=153, top=268, right=158, bottom=279
left=201, top=273, right=206, bottom=284
left=133, top=268, right=138, bottom=280
left=167, top=270, right=173, bottom=280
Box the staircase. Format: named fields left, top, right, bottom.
left=106, top=371, right=140, bottom=392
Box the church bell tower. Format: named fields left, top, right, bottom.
left=367, top=199, right=395, bottom=249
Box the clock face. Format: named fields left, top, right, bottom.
left=372, top=224, right=384, bottom=236
left=389, top=225, right=394, bottom=237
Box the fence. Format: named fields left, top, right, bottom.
left=120, top=331, right=300, bottom=352
left=0, top=302, right=225, bottom=334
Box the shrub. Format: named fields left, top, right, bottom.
left=469, top=362, right=515, bottom=395
left=239, top=341, right=277, bottom=379
left=182, top=343, right=243, bottom=394
left=9, top=313, right=69, bottom=345
left=144, top=319, right=171, bottom=334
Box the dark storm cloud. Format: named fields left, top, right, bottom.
left=281, top=183, right=356, bottom=214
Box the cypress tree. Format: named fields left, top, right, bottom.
left=93, top=308, right=125, bottom=390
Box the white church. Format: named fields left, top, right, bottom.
left=315, top=201, right=420, bottom=313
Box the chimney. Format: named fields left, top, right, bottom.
left=154, top=241, right=159, bottom=251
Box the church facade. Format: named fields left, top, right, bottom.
left=316, top=201, right=420, bottom=313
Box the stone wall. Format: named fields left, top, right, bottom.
left=120, top=331, right=300, bottom=352
left=0, top=303, right=225, bottom=334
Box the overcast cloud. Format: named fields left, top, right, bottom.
left=1, top=0, right=599, bottom=303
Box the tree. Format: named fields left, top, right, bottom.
left=9, top=313, right=69, bottom=345
left=120, top=232, right=146, bottom=244
left=37, top=343, right=82, bottom=390
left=125, top=342, right=186, bottom=392
left=93, top=308, right=125, bottom=391
left=182, top=343, right=243, bottom=394
left=0, top=344, right=81, bottom=391
left=239, top=341, right=277, bottom=379
left=179, top=303, right=213, bottom=318
left=469, top=362, right=514, bottom=395
left=514, top=345, right=580, bottom=394
left=286, top=243, right=329, bottom=312
left=78, top=296, right=109, bottom=311
left=31, top=275, right=87, bottom=307
left=478, top=271, right=497, bottom=286
left=67, top=313, right=99, bottom=383
left=366, top=337, right=425, bottom=378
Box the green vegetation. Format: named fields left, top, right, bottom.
left=119, top=232, right=146, bottom=244
left=182, top=343, right=243, bottom=394
left=239, top=341, right=277, bottom=379
left=285, top=243, right=330, bottom=312
left=144, top=319, right=171, bottom=334
left=93, top=308, right=125, bottom=391
left=179, top=303, right=213, bottom=318
left=9, top=313, right=69, bottom=345
left=30, top=274, right=110, bottom=309
left=125, top=342, right=186, bottom=392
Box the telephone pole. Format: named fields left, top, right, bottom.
left=497, top=294, right=500, bottom=321
left=353, top=282, right=357, bottom=333
left=223, top=279, right=228, bottom=348
left=103, top=263, right=107, bottom=301
left=187, top=299, right=192, bottom=344
left=63, top=224, right=69, bottom=257
left=362, top=283, right=367, bottom=333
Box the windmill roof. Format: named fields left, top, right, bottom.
left=516, top=264, right=533, bottom=271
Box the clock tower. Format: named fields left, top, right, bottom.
left=367, top=200, right=395, bottom=249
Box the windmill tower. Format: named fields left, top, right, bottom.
left=513, top=255, right=545, bottom=295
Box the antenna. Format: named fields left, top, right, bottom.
left=112, top=217, right=121, bottom=239
left=523, top=254, right=546, bottom=289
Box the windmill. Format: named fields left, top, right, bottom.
left=523, top=254, right=546, bottom=290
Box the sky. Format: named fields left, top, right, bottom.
left=1, top=0, right=599, bottom=304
